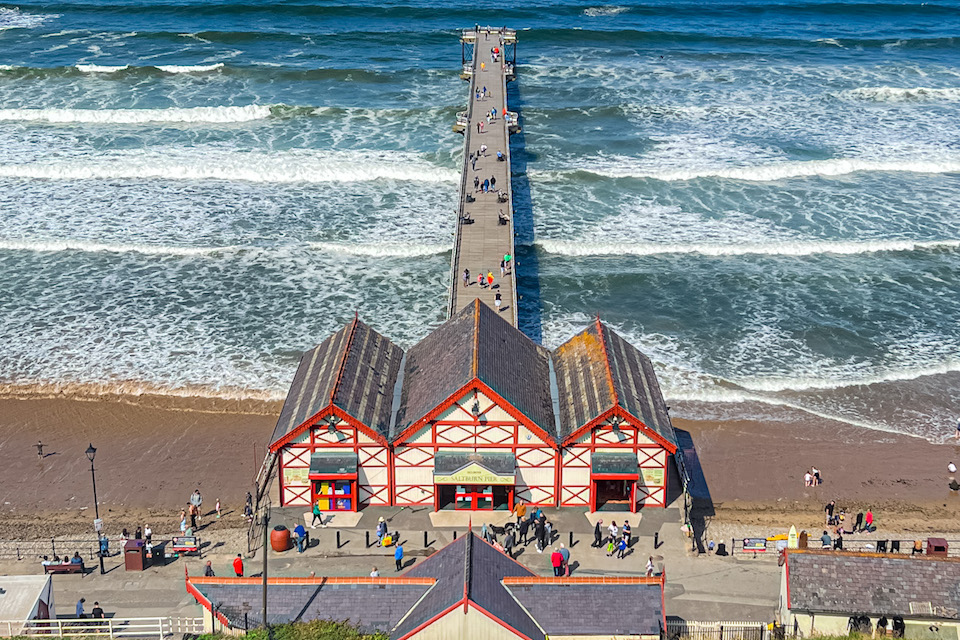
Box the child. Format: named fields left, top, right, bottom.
left=617, top=537, right=627, bottom=559
left=606, top=539, right=615, bottom=557
left=215, top=498, right=222, bottom=519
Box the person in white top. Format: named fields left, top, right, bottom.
left=370, top=566, right=379, bottom=577
left=646, top=556, right=655, bottom=577
left=608, top=521, right=618, bottom=540
left=804, top=472, right=813, bottom=487
left=949, top=462, right=957, bottom=475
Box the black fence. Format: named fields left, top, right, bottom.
left=728, top=537, right=960, bottom=557
left=0, top=537, right=203, bottom=563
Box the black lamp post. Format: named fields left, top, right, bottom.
left=85, top=444, right=105, bottom=575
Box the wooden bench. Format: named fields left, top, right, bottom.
left=43, top=562, right=84, bottom=575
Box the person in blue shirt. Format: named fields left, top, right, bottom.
left=293, top=523, right=307, bottom=553
left=76, top=598, right=85, bottom=618
left=394, top=542, right=404, bottom=572
left=70, top=552, right=83, bottom=564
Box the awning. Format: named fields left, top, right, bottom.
left=434, top=451, right=515, bottom=485
left=591, top=452, right=639, bottom=478
left=308, top=452, right=358, bottom=478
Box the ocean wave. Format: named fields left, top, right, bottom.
left=535, top=238, right=960, bottom=258
left=0, top=239, right=235, bottom=256
left=0, top=7, right=58, bottom=30
left=583, top=6, right=628, bottom=17
left=311, top=242, right=450, bottom=258
left=0, top=149, right=459, bottom=184
left=842, top=86, right=960, bottom=102
left=75, top=64, right=129, bottom=73
left=543, top=158, right=960, bottom=182
left=736, top=359, right=960, bottom=393
left=0, top=380, right=285, bottom=404
left=0, top=105, right=273, bottom=124
left=154, top=62, right=224, bottom=73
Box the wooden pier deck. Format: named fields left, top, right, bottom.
left=448, top=27, right=519, bottom=326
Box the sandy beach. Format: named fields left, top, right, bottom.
left=1, top=389, right=958, bottom=539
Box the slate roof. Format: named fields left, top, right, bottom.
left=552, top=319, right=677, bottom=448
left=194, top=579, right=432, bottom=633
left=271, top=317, right=403, bottom=445
left=786, top=550, right=960, bottom=618
left=393, top=533, right=544, bottom=640
left=506, top=581, right=664, bottom=636
left=394, top=300, right=556, bottom=440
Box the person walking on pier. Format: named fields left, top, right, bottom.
left=462, top=268, right=470, bottom=287
left=477, top=121, right=481, bottom=134
left=483, top=178, right=489, bottom=193
left=487, top=271, right=494, bottom=287
left=474, top=175, right=479, bottom=191
left=500, top=259, right=505, bottom=277
left=495, top=292, right=502, bottom=312
left=490, top=175, right=496, bottom=189
left=478, top=273, right=485, bottom=288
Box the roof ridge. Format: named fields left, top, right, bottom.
left=594, top=318, right=619, bottom=409
left=472, top=299, right=480, bottom=379
left=463, top=531, right=473, bottom=609
left=330, top=315, right=361, bottom=406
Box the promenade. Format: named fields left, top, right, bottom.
left=448, top=27, right=519, bottom=326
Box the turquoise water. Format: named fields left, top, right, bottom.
left=0, top=1, right=958, bottom=440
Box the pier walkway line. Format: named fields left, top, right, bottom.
left=448, top=26, right=519, bottom=326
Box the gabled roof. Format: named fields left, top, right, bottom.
left=270, top=317, right=403, bottom=447
left=503, top=577, right=665, bottom=636
left=394, top=533, right=543, bottom=640
left=393, top=300, right=555, bottom=441
left=189, top=577, right=434, bottom=633
left=552, top=319, right=677, bottom=450
left=786, top=549, right=960, bottom=619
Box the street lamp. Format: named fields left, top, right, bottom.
left=85, top=444, right=105, bottom=575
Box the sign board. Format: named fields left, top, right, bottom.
left=94, top=518, right=103, bottom=532
left=641, top=468, right=665, bottom=486
left=743, top=538, right=768, bottom=553
left=283, top=467, right=309, bottom=485
left=788, top=525, right=798, bottom=549
left=434, top=462, right=514, bottom=486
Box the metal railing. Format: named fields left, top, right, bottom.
left=729, top=537, right=960, bottom=556
left=0, top=538, right=100, bottom=561
left=667, top=620, right=767, bottom=640
left=0, top=617, right=204, bottom=638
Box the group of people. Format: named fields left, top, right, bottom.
left=74, top=598, right=104, bottom=620
left=803, top=466, right=822, bottom=487
left=592, top=519, right=633, bottom=559
left=41, top=551, right=84, bottom=566
left=824, top=500, right=877, bottom=542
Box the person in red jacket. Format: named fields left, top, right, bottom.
left=232, top=554, right=243, bottom=577
left=550, top=548, right=563, bottom=577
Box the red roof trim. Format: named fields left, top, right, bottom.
left=474, top=380, right=557, bottom=447
left=560, top=405, right=677, bottom=453
left=392, top=380, right=476, bottom=444
left=269, top=402, right=389, bottom=452
left=394, top=600, right=465, bottom=640
left=469, top=600, right=535, bottom=640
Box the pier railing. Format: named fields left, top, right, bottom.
left=728, top=536, right=960, bottom=557
left=0, top=617, right=204, bottom=638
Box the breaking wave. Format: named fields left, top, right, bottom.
left=841, top=86, right=960, bottom=102
left=0, top=105, right=273, bottom=124
left=546, top=158, right=960, bottom=182
left=311, top=242, right=450, bottom=257
left=0, top=149, right=459, bottom=184
left=0, top=7, right=58, bottom=30
left=75, top=64, right=130, bottom=73
left=0, top=239, right=235, bottom=256
left=535, top=238, right=960, bottom=258
left=75, top=62, right=223, bottom=74
left=582, top=6, right=629, bottom=17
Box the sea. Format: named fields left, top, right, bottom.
left=1, top=0, right=958, bottom=443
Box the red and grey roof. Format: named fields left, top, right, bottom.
left=552, top=318, right=677, bottom=450
left=270, top=317, right=402, bottom=448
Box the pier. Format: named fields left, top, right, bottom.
left=448, top=26, right=519, bottom=326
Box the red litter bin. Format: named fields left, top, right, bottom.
left=124, top=539, right=149, bottom=571
left=270, top=525, right=291, bottom=552
left=927, top=538, right=948, bottom=557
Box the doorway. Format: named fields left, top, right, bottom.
left=594, top=479, right=633, bottom=511
left=436, top=485, right=512, bottom=510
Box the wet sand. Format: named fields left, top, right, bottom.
left=1, top=390, right=958, bottom=538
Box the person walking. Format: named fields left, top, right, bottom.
left=503, top=530, right=515, bottom=558
left=36, top=440, right=44, bottom=459
left=503, top=253, right=511, bottom=269
left=514, top=499, right=525, bottom=524
left=188, top=503, right=198, bottom=530
left=490, top=176, right=496, bottom=189
left=646, top=556, right=655, bottom=577
left=608, top=521, right=618, bottom=543
left=462, top=269, right=470, bottom=287
left=144, top=524, right=152, bottom=543
left=244, top=492, right=253, bottom=522
left=477, top=121, right=481, bottom=134
left=91, top=602, right=104, bottom=619
left=500, top=259, right=506, bottom=277
left=616, top=537, right=627, bottom=559
left=311, top=500, right=327, bottom=528
left=622, top=521, right=631, bottom=547
left=190, top=489, right=203, bottom=522
left=559, top=543, right=570, bottom=576
left=534, top=519, right=545, bottom=553
left=478, top=272, right=485, bottom=288
left=495, top=292, right=502, bottom=312
left=204, top=561, right=215, bottom=577
left=825, top=500, right=836, bottom=524
left=482, top=178, right=489, bottom=193
left=474, top=175, right=479, bottom=191
left=376, top=517, right=388, bottom=546
left=487, top=271, right=494, bottom=287
left=593, top=519, right=603, bottom=548
left=394, top=543, right=404, bottom=572
left=865, top=508, right=874, bottom=530
left=544, top=521, right=553, bottom=546
left=518, top=517, right=530, bottom=546
left=550, top=548, right=563, bottom=576
left=233, top=554, right=244, bottom=577
left=215, top=498, right=222, bottom=519
left=76, top=598, right=85, bottom=619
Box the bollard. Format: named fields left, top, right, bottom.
left=453, top=530, right=457, bottom=540
left=336, top=531, right=341, bottom=549
left=569, top=531, right=574, bottom=547
left=654, top=531, right=659, bottom=549
left=424, top=531, right=429, bottom=548
left=51, top=538, right=56, bottom=557
left=366, top=531, right=370, bottom=548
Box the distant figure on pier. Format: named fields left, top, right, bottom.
left=495, top=292, right=502, bottom=312
left=479, top=144, right=487, bottom=155
left=498, top=210, right=509, bottom=226
left=487, top=272, right=494, bottom=287
left=483, top=178, right=489, bottom=192
left=478, top=273, right=484, bottom=288
left=474, top=176, right=479, bottom=191
left=490, top=176, right=496, bottom=189
left=497, top=150, right=504, bottom=161
left=463, top=269, right=470, bottom=287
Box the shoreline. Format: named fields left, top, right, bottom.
left=1, top=389, right=958, bottom=538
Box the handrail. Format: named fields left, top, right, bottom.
left=0, top=616, right=204, bottom=638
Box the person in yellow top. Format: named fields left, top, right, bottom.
left=514, top=500, right=526, bottom=525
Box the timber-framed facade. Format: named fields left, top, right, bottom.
left=269, top=300, right=678, bottom=513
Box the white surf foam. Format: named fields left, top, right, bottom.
left=0, top=148, right=459, bottom=184
left=583, top=6, right=628, bottom=16
left=0, top=105, right=274, bottom=124
left=842, top=86, right=960, bottom=102
left=735, top=359, right=960, bottom=393
left=0, top=239, right=234, bottom=256
left=154, top=63, right=224, bottom=74
left=0, top=7, right=58, bottom=30
left=547, top=158, right=960, bottom=182
left=536, top=238, right=960, bottom=258
left=75, top=64, right=129, bottom=73
left=311, top=242, right=450, bottom=258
